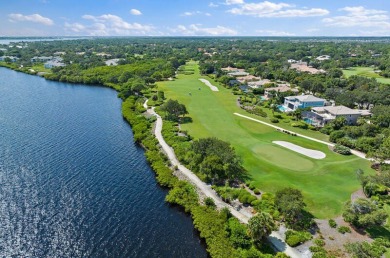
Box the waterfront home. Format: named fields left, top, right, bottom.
left=264, top=85, right=299, bottom=98
left=31, top=56, right=53, bottom=63
left=43, top=59, right=65, bottom=69
left=0, top=56, right=19, bottom=62
left=303, top=105, right=371, bottom=127
left=282, top=94, right=325, bottom=112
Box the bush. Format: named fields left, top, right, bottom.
left=274, top=114, right=283, bottom=119
left=253, top=189, right=261, bottom=195
left=329, top=130, right=345, bottom=143
left=285, top=230, right=312, bottom=247
left=291, top=122, right=308, bottom=129
left=314, top=238, right=325, bottom=247
left=337, top=226, right=351, bottom=234
left=204, top=197, right=216, bottom=208
left=270, top=118, right=279, bottom=123
left=333, top=144, right=351, bottom=155
left=328, top=219, right=337, bottom=228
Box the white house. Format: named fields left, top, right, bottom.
left=303, top=105, right=371, bottom=127
left=281, top=95, right=325, bottom=112
left=0, top=56, right=19, bottom=62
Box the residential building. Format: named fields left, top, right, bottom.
left=316, top=55, right=331, bottom=61
left=228, top=71, right=250, bottom=77
left=264, top=85, right=299, bottom=98
left=303, top=105, right=371, bottom=127
left=247, top=79, right=271, bottom=88
left=236, top=75, right=261, bottom=83
left=31, top=56, right=53, bottom=62
left=282, top=95, right=325, bottom=112
left=0, top=56, right=19, bottom=62
left=44, top=60, right=66, bottom=69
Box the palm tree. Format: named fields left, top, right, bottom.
left=248, top=212, right=276, bottom=241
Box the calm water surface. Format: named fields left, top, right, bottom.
left=0, top=68, right=207, bottom=257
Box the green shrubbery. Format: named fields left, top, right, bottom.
left=333, top=144, right=351, bottom=155
left=328, top=219, right=337, bottom=228
left=337, top=226, right=351, bottom=234
left=285, top=230, right=312, bottom=247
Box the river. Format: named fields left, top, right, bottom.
left=0, top=67, right=207, bottom=257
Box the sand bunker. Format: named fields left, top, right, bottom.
left=199, top=78, right=219, bottom=91
left=273, top=141, right=326, bottom=159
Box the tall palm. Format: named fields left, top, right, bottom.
left=248, top=212, right=276, bottom=241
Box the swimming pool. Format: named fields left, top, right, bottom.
left=277, top=105, right=288, bottom=112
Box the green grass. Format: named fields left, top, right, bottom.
left=158, top=61, right=374, bottom=218
left=343, top=66, right=390, bottom=85
left=30, top=64, right=51, bottom=73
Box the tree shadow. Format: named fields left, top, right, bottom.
left=180, top=116, right=193, bottom=124
left=366, top=225, right=390, bottom=239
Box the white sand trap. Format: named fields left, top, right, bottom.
left=199, top=78, right=219, bottom=91
left=273, top=141, right=326, bottom=159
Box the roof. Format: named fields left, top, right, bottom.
left=312, top=106, right=362, bottom=115
left=265, top=85, right=298, bottom=93
left=286, top=95, right=325, bottom=102
left=228, top=71, right=250, bottom=77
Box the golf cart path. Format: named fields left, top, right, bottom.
left=199, top=78, right=219, bottom=91
left=143, top=100, right=302, bottom=258
left=234, top=112, right=390, bottom=164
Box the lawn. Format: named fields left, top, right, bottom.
left=343, top=66, right=390, bottom=85
left=157, top=61, right=374, bottom=219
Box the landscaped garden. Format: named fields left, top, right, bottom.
left=157, top=61, right=374, bottom=219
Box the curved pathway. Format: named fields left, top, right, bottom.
left=143, top=100, right=303, bottom=258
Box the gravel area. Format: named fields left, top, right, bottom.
left=273, top=141, right=326, bottom=159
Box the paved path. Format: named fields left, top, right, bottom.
left=143, top=100, right=303, bottom=258
left=234, top=112, right=390, bottom=164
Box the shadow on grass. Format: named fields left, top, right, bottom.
left=366, top=225, right=390, bottom=239
left=181, top=116, right=193, bottom=124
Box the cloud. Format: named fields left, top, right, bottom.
left=225, top=0, right=244, bottom=5
left=227, top=1, right=329, bottom=18
left=209, top=2, right=219, bottom=7
left=181, top=11, right=211, bottom=17
left=65, top=14, right=153, bottom=36
left=8, top=13, right=54, bottom=26
left=322, top=6, right=390, bottom=29
left=256, top=29, right=295, bottom=36
left=130, top=9, right=142, bottom=16
left=172, top=24, right=237, bottom=36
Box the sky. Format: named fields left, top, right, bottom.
left=1, top=0, right=389, bottom=37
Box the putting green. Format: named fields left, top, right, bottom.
left=157, top=61, right=374, bottom=218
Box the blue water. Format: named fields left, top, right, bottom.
left=277, top=105, right=288, bottom=112
left=0, top=67, right=207, bottom=257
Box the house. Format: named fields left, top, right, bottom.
left=247, top=79, right=271, bottom=88
left=229, top=79, right=240, bottom=87
left=239, top=85, right=250, bottom=93
left=290, top=61, right=326, bottom=74
left=316, top=55, right=331, bottom=61
left=236, top=75, right=261, bottom=83
left=221, top=66, right=246, bottom=73
left=287, top=59, right=297, bottom=63
left=0, top=56, right=19, bottom=62
left=264, top=85, right=299, bottom=98
left=105, top=58, right=120, bottom=66
left=282, top=95, right=325, bottom=112
left=31, top=56, right=53, bottom=63
left=303, top=105, right=371, bottom=127
left=228, top=71, right=250, bottom=77
left=44, top=60, right=66, bottom=69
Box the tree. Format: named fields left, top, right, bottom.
left=248, top=212, right=275, bottom=241
left=160, top=99, right=188, bottom=122
left=275, top=188, right=305, bottom=227
left=343, top=198, right=387, bottom=229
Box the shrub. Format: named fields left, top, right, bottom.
left=328, top=219, right=337, bottom=228
left=274, top=114, right=283, bottom=119
left=291, top=122, right=308, bottom=129
left=270, top=118, right=279, bottom=123
left=253, top=189, right=261, bottom=195
left=314, top=238, right=325, bottom=247
left=204, top=197, right=216, bottom=208
left=333, top=144, right=351, bottom=155
left=338, top=226, right=351, bottom=234
left=285, top=230, right=312, bottom=247
left=329, top=130, right=345, bottom=143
